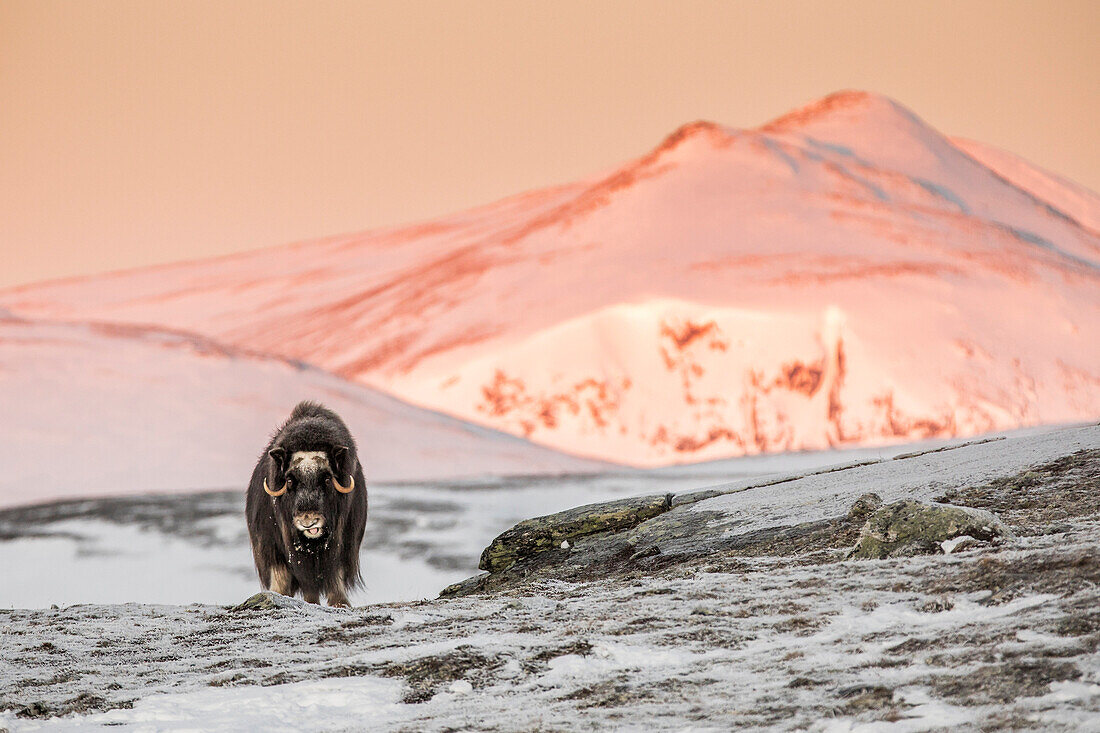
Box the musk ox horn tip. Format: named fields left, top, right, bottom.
left=263, top=477, right=287, bottom=497
left=332, top=474, right=355, bottom=494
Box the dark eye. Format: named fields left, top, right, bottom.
left=286, top=476, right=296, bottom=490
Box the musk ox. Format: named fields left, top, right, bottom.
left=246, top=401, right=368, bottom=607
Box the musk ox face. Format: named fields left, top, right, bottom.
left=246, top=401, right=369, bottom=608
left=265, top=447, right=354, bottom=541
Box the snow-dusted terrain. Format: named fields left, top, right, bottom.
left=2, top=424, right=1098, bottom=731
left=0, top=315, right=605, bottom=508
left=4, top=91, right=1097, bottom=466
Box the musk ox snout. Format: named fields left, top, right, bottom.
left=290, top=480, right=331, bottom=538
left=294, top=511, right=326, bottom=538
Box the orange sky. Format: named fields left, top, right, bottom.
left=1, top=0, right=1097, bottom=289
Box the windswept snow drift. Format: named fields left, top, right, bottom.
left=4, top=91, right=1098, bottom=466
left=0, top=316, right=606, bottom=508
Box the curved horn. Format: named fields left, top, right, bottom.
left=331, top=474, right=355, bottom=494
left=263, top=477, right=287, bottom=497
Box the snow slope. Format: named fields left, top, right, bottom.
left=4, top=91, right=1098, bottom=466
left=952, top=137, right=1100, bottom=234
left=0, top=316, right=606, bottom=508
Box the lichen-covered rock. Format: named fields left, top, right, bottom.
left=478, top=494, right=672, bottom=572
left=439, top=573, right=490, bottom=598
left=231, top=591, right=305, bottom=611
left=847, top=493, right=883, bottom=523
left=849, top=500, right=1013, bottom=560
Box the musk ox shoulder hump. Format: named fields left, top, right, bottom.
left=273, top=401, right=357, bottom=456
left=290, top=400, right=340, bottom=423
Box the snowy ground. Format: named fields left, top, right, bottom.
left=1, top=426, right=1098, bottom=731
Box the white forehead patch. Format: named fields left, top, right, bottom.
left=289, top=451, right=330, bottom=476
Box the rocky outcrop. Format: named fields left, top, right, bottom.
left=848, top=500, right=1013, bottom=559
left=232, top=591, right=311, bottom=612
left=444, top=435, right=1100, bottom=598
left=478, top=494, right=672, bottom=573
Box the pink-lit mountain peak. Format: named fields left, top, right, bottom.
left=636, top=91, right=926, bottom=158
left=635, top=91, right=944, bottom=170
left=556, top=93, right=1041, bottom=251
left=2, top=91, right=1098, bottom=466
left=763, top=89, right=924, bottom=132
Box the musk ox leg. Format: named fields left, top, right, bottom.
left=303, top=589, right=320, bottom=605
left=269, top=564, right=295, bottom=597
left=325, top=567, right=351, bottom=608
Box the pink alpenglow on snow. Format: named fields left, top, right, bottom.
left=3, top=91, right=1098, bottom=466
left=0, top=316, right=606, bottom=508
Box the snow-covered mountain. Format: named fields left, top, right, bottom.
left=0, top=315, right=605, bottom=508
left=4, top=91, right=1098, bottom=466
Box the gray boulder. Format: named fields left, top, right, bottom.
left=231, top=591, right=308, bottom=611
left=849, top=500, right=1013, bottom=559
left=478, top=493, right=672, bottom=573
